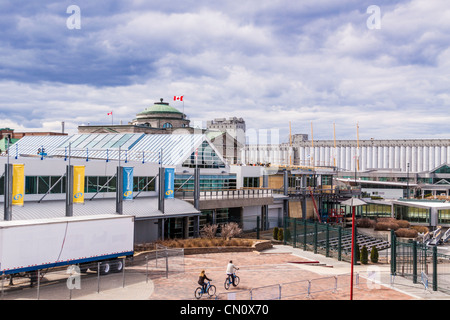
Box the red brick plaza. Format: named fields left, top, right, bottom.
left=148, top=250, right=413, bottom=300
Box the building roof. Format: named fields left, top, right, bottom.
left=137, top=100, right=182, bottom=115
left=0, top=197, right=201, bottom=221
left=392, top=199, right=450, bottom=209
left=5, top=133, right=220, bottom=167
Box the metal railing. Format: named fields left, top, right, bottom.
left=176, top=188, right=273, bottom=200
left=392, top=235, right=450, bottom=294
left=200, top=188, right=272, bottom=200
left=215, top=273, right=358, bottom=300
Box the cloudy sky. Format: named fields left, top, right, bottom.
left=0, top=0, right=449, bottom=143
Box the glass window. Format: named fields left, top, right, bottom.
left=38, top=176, right=51, bottom=194
left=244, top=177, right=260, bottom=188
left=25, top=176, right=37, bottom=194
left=439, top=209, right=450, bottom=224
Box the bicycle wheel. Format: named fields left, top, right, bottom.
left=224, top=278, right=230, bottom=290
left=194, top=287, right=203, bottom=299
left=233, top=276, right=240, bottom=286
left=208, top=285, right=216, bottom=296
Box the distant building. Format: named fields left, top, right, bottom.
left=129, top=98, right=190, bottom=129
left=0, top=128, right=67, bottom=153
left=79, top=98, right=191, bottom=135
left=207, top=117, right=246, bottom=146
left=78, top=99, right=246, bottom=165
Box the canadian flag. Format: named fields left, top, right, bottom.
left=107, top=111, right=113, bottom=115
left=174, top=96, right=183, bottom=101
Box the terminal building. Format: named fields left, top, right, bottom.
left=0, top=132, right=276, bottom=244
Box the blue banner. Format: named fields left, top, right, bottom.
left=164, top=168, right=175, bottom=199
left=123, top=167, right=134, bottom=200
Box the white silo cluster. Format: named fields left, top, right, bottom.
left=243, top=139, right=450, bottom=172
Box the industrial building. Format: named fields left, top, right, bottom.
left=243, top=135, right=450, bottom=173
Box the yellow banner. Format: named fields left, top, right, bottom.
left=12, top=164, right=25, bottom=206
left=73, top=165, right=85, bottom=204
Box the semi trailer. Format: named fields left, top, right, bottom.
left=0, top=214, right=134, bottom=276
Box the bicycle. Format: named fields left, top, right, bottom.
left=195, top=281, right=216, bottom=299
left=224, top=272, right=240, bottom=290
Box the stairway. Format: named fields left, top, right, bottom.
left=318, top=233, right=390, bottom=252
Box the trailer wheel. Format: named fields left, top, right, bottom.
left=111, top=259, right=124, bottom=273
left=100, top=261, right=111, bottom=275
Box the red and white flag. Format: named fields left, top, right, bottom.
left=174, top=95, right=183, bottom=101
left=107, top=111, right=113, bottom=115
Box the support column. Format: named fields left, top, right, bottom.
left=116, top=166, right=123, bottom=214
left=65, top=165, right=74, bottom=217
left=194, top=167, right=200, bottom=210
left=158, top=167, right=165, bottom=214
left=3, top=163, right=12, bottom=221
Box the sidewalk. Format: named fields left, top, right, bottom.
left=264, top=245, right=450, bottom=300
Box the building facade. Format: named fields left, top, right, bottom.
left=243, top=137, right=450, bottom=173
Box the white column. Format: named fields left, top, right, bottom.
left=299, top=147, right=305, bottom=166
left=435, top=146, right=441, bottom=168
left=384, top=146, right=389, bottom=169
left=411, top=146, right=417, bottom=172
left=345, top=146, right=351, bottom=171
left=319, top=146, right=324, bottom=166
left=378, top=146, right=384, bottom=169
left=429, top=146, right=435, bottom=171
left=400, top=146, right=406, bottom=171
left=361, top=146, right=367, bottom=171
left=325, top=147, right=330, bottom=167
left=314, top=147, right=319, bottom=167
left=417, top=146, right=423, bottom=172
left=389, top=146, right=395, bottom=170
left=372, top=146, right=378, bottom=169
left=406, top=146, right=412, bottom=172
left=423, top=146, right=429, bottom=171
left=394, top=146, right=400, bottom=169
left=447, top=146, right=450, bottom=165
left=366, top=146, right=372, bottom=169
left=441, top=146, right=447, bottom=166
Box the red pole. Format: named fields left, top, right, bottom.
left=350, top=205, right=355, bottom=300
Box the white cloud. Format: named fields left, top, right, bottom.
left=0, top=0, right=449, bottom=142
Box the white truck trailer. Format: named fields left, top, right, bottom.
left=0, top=214, right=134, bottom=276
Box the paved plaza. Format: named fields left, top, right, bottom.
left=3, top=245, right=450, bottom=300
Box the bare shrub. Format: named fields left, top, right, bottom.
left=395, top=228, right=418, bottom=238
left=221, top=222, right=243, bottom=240
left=374, top=221, right=399, bottom=231
left=411, top=225, right=429, bottom=233
left=200, top=224, right=218, bottom=239
left=357, top=218, right=375, bottom=228
left=396, top=220, right=410, bottom=228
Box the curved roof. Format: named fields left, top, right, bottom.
left=137, top=99, right=182, bottom=116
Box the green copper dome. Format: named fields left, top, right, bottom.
left=137, top=98, right=182, bottom=116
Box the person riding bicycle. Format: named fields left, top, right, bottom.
left=226, top=260, right=239, bottom=286
left=198, top=270, right=212, bottom=293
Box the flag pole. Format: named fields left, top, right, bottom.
left=350, top=203, right=355, bottom=300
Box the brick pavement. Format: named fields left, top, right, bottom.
left=148, top=250, right=413, bottom=300
left=4, top=245, right=448, bottom=300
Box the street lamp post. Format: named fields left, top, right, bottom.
left=407, top=162, right=410, bottom=199
left=341, top=197, right=367, bottom=300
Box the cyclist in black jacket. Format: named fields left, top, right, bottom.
left=198, top=270, right=212, bottom=293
